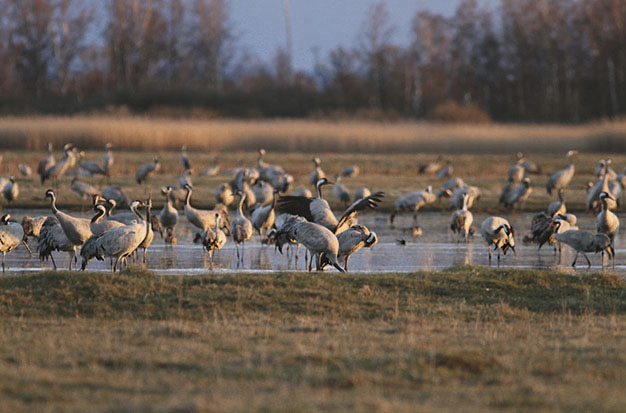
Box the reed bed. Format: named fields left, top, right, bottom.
left=2, top=115, right=626, bottom=153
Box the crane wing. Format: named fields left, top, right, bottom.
left=276, top=196, right=315, bottom=222
left=335, top=192, right=384, bottom=234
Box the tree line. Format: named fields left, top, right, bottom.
left=0, top=0, right=625, bottom=122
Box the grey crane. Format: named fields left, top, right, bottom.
left=41, top=143, right=75, bottom=185
left=546, top=150, right=577, bottom=194
left=594, top=159, right=617, bottom=180
left=102, top=185, right=130, bottom=209
left=79, top=157, right=106, bottom=176
left=596, top=192, right=619, bottom=264
left=341, top=165, right=360, bottom=178
left=45, top=189, right=92, bottom=269
left=81, top=200, right=148, bottom=272
left=136, top=197, right=155, bottom=263
left=502, top=177, right=532, bottom=209
left=274, top=215, right=345, bottom=272
left=555, top=229, right=612, bottom=268
left=135, top=156, right=160, bottom=184
left=37, top=142, right=55, bottom=180
left=159, top=186, right=179, bottom=232
left=438, top=177, right=465, bottom=199
left=436, top=161, right=453, bottom=179
left=257, top=149, right=286, bottom=184
left=334, top=224, right=377, bottom=271
left=230, top=168, right=259, bottom=191
left=450, top=192, right=473, bottom=242
left=449, top=184, right=480, bottom=210
left=200, top=213, right=227, bottom=264
left=21, top=215, right=47, bottom=245
left=587, top=160, right=617, bottom=212
left=481, top=216, right=516, bottom=265
left=390, top=186, right=436, bottom=225
left=529, top=213, right=576, bottom=257
left=252, top=180, right=274, bottom=207
left=2, top=176, right=18, bottom=204
left=164, top=227, right=177, bottom=245
left=180, top=145, right=191, bottom=170
left=309, top=157, right=325, bottom=187
left=183, top=184, right=230, bottom=233
left=177, top=169, right=193, bottom=188
left=215, top=182, right=235, bottom=207
left=277, top=178, right=383, bottom=234
left=71, top=177, right=99, bottom=200
left=293, top=187, right=313, bottom=198
left=508, top=153, right=525, bottom=183
left=102, top=143, right=113, bottom=177
left=332, top=174, right=351, bottom=208
left=0, top=214, right=26, bottom=271
left=200, top=155, right=220, bottom=176
left=354, top=186, right=371, bottom=202
left=90, top=204, right=124, bottom=236
left=18, top=164, right=32, bottom=177
left=38, top=216, right=76, bottom=270
left=419, top=155, right=443, bottom=175
left=251, top=189, right=279, bottom=238
left=517, top=152, right=542, bottom=175
left=547, top=188, right=566, bottom=216
left=231, top=190, right=254, bottom=263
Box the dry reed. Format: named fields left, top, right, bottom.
left=2, top=115, right=626, bottom=153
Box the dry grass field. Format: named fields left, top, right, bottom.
left=2, top=115, right=626, bottom=153
left=0, top=267, right=624, bottom=411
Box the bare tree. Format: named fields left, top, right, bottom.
left=51, top=0, right=94, bottom=95
left=105, top=0, right=167, bottom=91
left=188, top=0, right=235, bottom=91
left=7, top=0, right=56, bottom=97
left=356, top=2, right=396, bottom=109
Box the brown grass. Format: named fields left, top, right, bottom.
left=2, top=148, right=626, bottom=213
left=0, top=267, right=624, bottom=411
left=2, top=115, right=626, bottom=153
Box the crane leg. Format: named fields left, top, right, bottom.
left=22, top=240, right=32, bottom=257
left=572, top=251, right=579, bottom=267
left=583, top=253, right=591, bottom=268
left=2, top=252, right=5, bottom=272
left=488, top=245, right=492, bottom=265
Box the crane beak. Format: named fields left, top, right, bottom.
left=510, top=245, right=516, bottom=256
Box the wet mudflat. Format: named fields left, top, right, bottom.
left=2, top=210, right=624, bottom=275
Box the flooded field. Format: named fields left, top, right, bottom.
left=2, top=209, right=625, bottom=275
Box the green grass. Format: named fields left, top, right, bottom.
left=0, top=267, right=625, bottom=411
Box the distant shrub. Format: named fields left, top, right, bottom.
left=427, top=101, right=491, bottom=124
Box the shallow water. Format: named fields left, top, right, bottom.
left=2, top=209, right=625, bottom=275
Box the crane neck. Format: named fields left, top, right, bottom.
left=316, top=182, right=324, bottom=199
left=461, top=195, right=468, bottom=212
left=91, top=207, right=105, bottom=223
left=185, top=187, right=192, bottom=207
left=48, top=193, right=59, bottom=214
left=601, top=197, right=609, bottom=212
left=131, top=204, right=144, bottom=222
left=237, top=193, right=246, bottom=216
left=215, top=213, right=220, bottom=230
